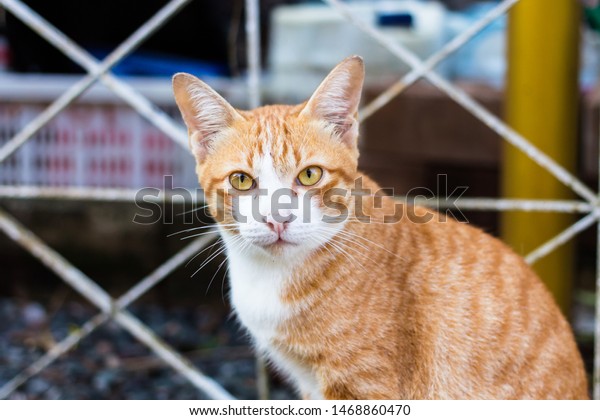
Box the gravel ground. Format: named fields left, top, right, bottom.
left=1, top=297, right=595, bottom=399
left=0, top=298, right=294, bottom=400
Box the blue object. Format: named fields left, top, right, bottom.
left=377, top=12, right=414, bottom=28
left=88, top=48, right=228, bottom=78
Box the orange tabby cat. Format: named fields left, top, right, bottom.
left=172, top=56, right=588, bottom=399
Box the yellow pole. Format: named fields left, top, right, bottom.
left=502, top=0, right=580, bottom=313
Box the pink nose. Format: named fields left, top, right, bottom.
left=264, top=214, right=292, bottom=236
left=267, top=221, right=286, bottom=236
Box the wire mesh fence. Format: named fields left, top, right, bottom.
left=0, top=0, right=598, bottom=400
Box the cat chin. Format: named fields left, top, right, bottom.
left=257, top=239, right=301, bottom=256
left=238, top=238, right=315, bottom=261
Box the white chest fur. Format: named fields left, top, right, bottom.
left=227, top=251, right=291, bottom=348
left=225, top=244, right=322, bottom=399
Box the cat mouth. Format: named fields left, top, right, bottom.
left=261, top=238, right=296, bottom=249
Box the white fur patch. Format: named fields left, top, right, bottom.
left=224, top=235, right=322, bottom=398
left=222, top=147, right=342, bottom=399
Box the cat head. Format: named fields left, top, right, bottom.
left=173, top=56, right=364, bottom=260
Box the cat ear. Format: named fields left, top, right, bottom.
left=300, top=55, right=365, bottom=147
left=172, top=73, right=243, bottom=161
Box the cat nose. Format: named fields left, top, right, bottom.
left=264, top=213, right=292, bottom=236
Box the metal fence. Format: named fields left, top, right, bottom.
left=0, top=0, right=598, bottom=400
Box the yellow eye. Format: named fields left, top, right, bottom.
left=229, top=172, right=255, bottom=191
left=297, top=166, right=323, bottom=186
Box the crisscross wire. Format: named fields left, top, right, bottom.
left=0, top=0, right=190, bottom=163
left=0, top=0, right=598, bottom=400
left=0, top=0, right=233, bottom=400
left=322, top=0, right=599, bottom=398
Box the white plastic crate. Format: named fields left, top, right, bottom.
left=269, top=0, right=448, bottom=99
left=0, top=103, right=198, bottom=189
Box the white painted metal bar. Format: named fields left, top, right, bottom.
left=0, top=187, right=593, bottom=216
left=114, top=308, right=234, bottom=400
left=102, top=77, right=188, bottom=149
left=0, top=72, right=100, bottom=163
left=324, top=0, right=598, bottom=205
left=0, top=0, right=189, bottom=149
left=0, top=186, right=146, bottom=201
left=245, top=0, right=262, bottom=109
left=0, top=0, right=110, bottom=75
left=0, top=0, right=191, bottom=163
left=360, top=0, right=519, bottom=121
left=0, top=206, right=232, bottom=399
left=0, top=207, right=112, bottom=312
left=415, top=197, right=594, bottom=214
left=0, top=234, right=218, bottom=400
left=118, top=235, right=218, bottom=309
left=0, top=312, right=109, bottom=400
left=525, top=211, right=599, bottom=265
left=430, top=73, right=598, bottom=201
left=0, top=186, right=203, bottom=203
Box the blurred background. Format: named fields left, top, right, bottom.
left=0, top=0, right=598, bottom=399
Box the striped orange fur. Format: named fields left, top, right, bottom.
left=173, top=56, right=588, bottom=399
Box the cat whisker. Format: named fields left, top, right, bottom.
left=206, top=258, right=228, bottom=295
left=191, top=242, right=229, bottom=278
left=322, top=228, right=369, bottom=251
left=321, top=226, right=399, bottom=258
left=340, top=238, right=386, bottom=266
left=326, top=216, right=392, bottom=225
left=317, top=229, right=384, bottom=272
left=179, top=229, right=226, bottom=241
left=204, top=234, right=249, bottom=299
left=185, top=236, right=222, bottom=268
left=312, top=232, right=370, bottom=275
left=221, top=263, right=231, bottom=304
left=176, top=203, right=211, bottom=217
left=193, top=233, right=245, bottom=279
left=312, top=235, right=338, bottom=262
left=324, top=239, right=370, bottom=274
left=167, top=223, right=237, bottom=238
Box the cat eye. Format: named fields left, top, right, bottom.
left=229, top=172, right=255, bottom=191
left=297, top=166, right=323, bottom=186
